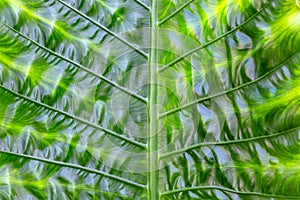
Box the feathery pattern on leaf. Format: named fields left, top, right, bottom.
left=0, top=0, right=299, bottom=199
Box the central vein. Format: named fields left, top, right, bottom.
left=147, top=0, right=159, bottom=199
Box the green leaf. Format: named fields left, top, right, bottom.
left=0, top=0, right=300, bottom=199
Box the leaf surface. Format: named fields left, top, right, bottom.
left=0, top=0, right=300, bottom=199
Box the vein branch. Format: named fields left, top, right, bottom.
left=56, top=0, right=148, bottom=58
left=0, top=21, right=147, bottom=104
left=158, top=0, right=195, bottom=26
left=161, top=185, right=300, bottom=198
left=158, top=0, right=273, bottom=73
left=0, top=84, right=147, bottom=149
left=0, top=150, right=146, bottom=188
left=160, top=126, right=300, bottom=159
left=133, top=0, right=150, bottom=11
left=159, top=53, right=296, bottom=118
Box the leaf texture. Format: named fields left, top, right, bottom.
left=0, top=0, right=300, bottom=199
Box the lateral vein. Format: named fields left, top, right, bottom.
left=159, top=53, right=297, bottom=118
left=0, top=21, right=147, bottom=104
left=158, top=0, right=195, bottom=26
left=158, top=0, right=273, bottom=73
left=56, top=0, right=148, bottom=58
left=0, top=84, right=147, bottom=149
left=160, top=126, right=300, bottom=159
left=133, top=0, right=151, bottom=11
left=0, top=150, right=146, bottom=188
left=161, top=185, right=300, bottom=198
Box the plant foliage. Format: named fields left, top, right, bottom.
left=0, top=0, right=300, bottom=199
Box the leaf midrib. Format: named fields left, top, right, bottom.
left=147, top=0, right=159, bottom=199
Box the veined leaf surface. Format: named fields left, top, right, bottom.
left=0, top=0, right=300, bottom=199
